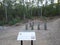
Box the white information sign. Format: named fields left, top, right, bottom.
left=17, top=32, right=36, bottom=41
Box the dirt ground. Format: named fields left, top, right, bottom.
left=0, top=18, right=60, bottom=45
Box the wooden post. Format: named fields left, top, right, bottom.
left=30, top=22, right=32, bottom=27
left=25, top=24, right=28, bottom=30
left=32, top=22, right=34, bottom=26
left=44, top=22, right=47, bottom=30
left=31, top=25, right=34, bottom=30
left=38, top=24, right=40, bottom=30
left=31, top=22, right=34, bottom=30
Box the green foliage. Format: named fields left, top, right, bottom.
left=0, top=1, right=60, bottom=25
left=8, top=18, right=21, bottom=25
left=42, top=3, right=60, bottom=17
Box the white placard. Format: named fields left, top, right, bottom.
left=17, top=32, right=36, bottom=41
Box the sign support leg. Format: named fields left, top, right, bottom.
left=31, top=40, right=33, bottom=45
left=21, top=40, right=23, bottom=45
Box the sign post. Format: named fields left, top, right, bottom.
left=17, top=32, right=36, bottom=45
left=31, top=40, right=33, bottom=45
left=21, top=40, right=23, bottom=45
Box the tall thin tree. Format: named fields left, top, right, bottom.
left=58, top=0, right=60, bottom=4
left=39, top=0, right=44, bottom=18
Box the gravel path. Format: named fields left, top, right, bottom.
left=0, top=19, right=60, bottom=45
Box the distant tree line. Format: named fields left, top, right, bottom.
left=0, top=0, right=60, bottom=25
